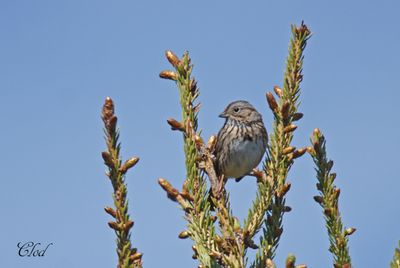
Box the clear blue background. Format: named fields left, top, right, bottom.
left=1, top=1, right=399, bottom=267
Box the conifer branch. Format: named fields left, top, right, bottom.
left=309, top=128, right=354, bottom=267
left=254, top=22, right=311, bottom=264
left=159, top=22, right=311, bottom=268
left=160, top=50, right=251, bottom=267
left=212, top=191, right=246, bottom=267
left=160, top=51, right=224, bottom=267
left=101, top=97, right=142, bottom=268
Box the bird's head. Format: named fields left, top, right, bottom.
left=219, top=100, right=262, bottom=123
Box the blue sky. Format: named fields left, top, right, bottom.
left=1, top=1, right=399, bottom=267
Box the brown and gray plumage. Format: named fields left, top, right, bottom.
left=215, top=100, right=268, bottom=182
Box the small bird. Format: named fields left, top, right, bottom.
left=215, top=100, right=268, bottom=182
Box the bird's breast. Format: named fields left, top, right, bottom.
left=224, top=137, right=266, bottom=178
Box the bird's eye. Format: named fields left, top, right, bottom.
left=233, top=107, right=240, bottom=113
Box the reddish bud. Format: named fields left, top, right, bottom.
left=165, top=50, right=180, bottom=67
left=120, top=157, right=139, bottom=174
left=102, top=97, right=115, bottom=122
left=108, top=221, right=122, bottom=231
left=158, top=178, right=179, bottom=199
left=266, top=92, right=278, bottom=112
left=101, top=152, right=114, bottom=168
left=167, top=118, right=184, bottom=131
left=344, top=227, right=356, bottom=236
left=107, top=115, right=118, bottom=134
left=280, top=183, right=291, bottom=196
left=313, top=196, right=323, bottom=204
left=273, top=86, right=283, bottom=97
left=130, top=252, right=143, bottom=261
left=284, top=206, right=292, bottom=212
left=292, top=147, right=307, bottom=159
left=324, top=208, right=333, bottom=217
left=178, top=231, right=190, bottom=239
left=104, top=207, right=117, bottom=218
left=281, top=101, right=290, bottom=120
left=292, top=112, right=304, bottom=121
left=313, top=128, right=321, bottom=137
left=159, top=70, right=177, bottom=81
left=284, top=124, right=297, bottom=133
left=282, top=146, right=296, bottom=155
left=124, top=220, right=134, bottom=231
left=333, top=188, right=341, bottom=199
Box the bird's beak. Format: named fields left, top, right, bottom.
left=219, top=112, right=228, bottom=118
